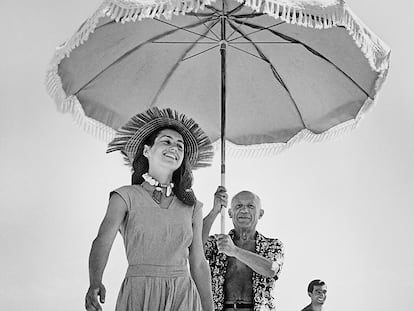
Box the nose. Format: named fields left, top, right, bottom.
left=169, top=144, right=179, bottom=151
left=240, top=205, right=249, bottom=212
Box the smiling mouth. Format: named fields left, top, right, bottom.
left=163, top=152, right=177, bottom=160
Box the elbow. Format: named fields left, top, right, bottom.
left=269, top=261, right=282, bottom=278
left=263, top=261, right=281, bottom=278
left=267, top=269, right=277, bottom=278
left=190, top=257, right=209, bottom=275
left=92, top=236, right=109, bottom=248
left=261, top=268, right=277, bottom=278
left=191, top=256, right=207, bottom=269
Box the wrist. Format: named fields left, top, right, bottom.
left=90, top=279, right=103, bottom=286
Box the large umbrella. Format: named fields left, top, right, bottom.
left=46, top=0, right=390, bottom=232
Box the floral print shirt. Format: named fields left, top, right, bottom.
left=204, top=230, right=284, bottom=311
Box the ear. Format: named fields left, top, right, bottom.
left=228, top=209, right=233, bottom=218
left=308, top=292, right=312, bottom=298
left=143, top=145, right=150, bottom=158
left=259, top=209, right=264, bottom=219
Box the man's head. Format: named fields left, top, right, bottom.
left=307, top=279, right=327, bottom=306
left=228, top=191, right=264, bottom=230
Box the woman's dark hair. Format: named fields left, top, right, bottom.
left=131, top=126, right=196, bottom=206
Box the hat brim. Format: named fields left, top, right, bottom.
left=107, top=107, right=214, bottom=169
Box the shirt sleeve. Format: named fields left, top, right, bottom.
left=269, top=239, right=284, bottom=280
left=204, top=235, right=218, bottom=262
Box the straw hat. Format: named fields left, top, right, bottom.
left=107, top=107, right=214, bottom=169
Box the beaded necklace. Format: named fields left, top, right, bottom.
left=142, top=172, right=174, bottom=204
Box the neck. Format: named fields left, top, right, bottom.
left=310, top=303, right=323, bottom=311
left=147, top=167, right=173, bottom=184
left=234, top=227, right=256, bottom=240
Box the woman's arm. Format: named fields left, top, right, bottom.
left=190, top=205, right=214, bottom=311
left=85, top=193, right=127, bottom=311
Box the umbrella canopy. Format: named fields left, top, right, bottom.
left=46, top=0, right=389, bottom=158
left=45, top=0, right=390, bottom=232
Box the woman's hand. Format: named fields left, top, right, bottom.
left=213, top=186, right=228, bottom=215
left=85, top=282, right=106, bottom=311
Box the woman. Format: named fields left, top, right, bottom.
left=85, top=107, right=214, bottom=311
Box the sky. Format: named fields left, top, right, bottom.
left=0, top=0, right=413, bottom=310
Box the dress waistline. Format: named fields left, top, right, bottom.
left=126, top=264, right=189, bottom=278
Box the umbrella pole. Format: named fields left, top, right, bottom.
left=220, top=13, right=227, bottom=234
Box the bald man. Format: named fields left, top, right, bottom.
left=203, top=188, right=284, bottom=311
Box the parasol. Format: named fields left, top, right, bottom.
left=46, top=0, right=390, bottom=232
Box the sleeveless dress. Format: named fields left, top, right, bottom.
left=112, top=185, right=203, bottom=311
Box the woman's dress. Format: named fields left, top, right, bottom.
left=112, top=185, right=202, bottom=311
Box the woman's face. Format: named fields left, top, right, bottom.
left=144, top=129, right=185, bottom=172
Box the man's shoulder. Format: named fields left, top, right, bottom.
left=300, top=305, right=313, bottom=311
left=257, top=232, right=284, bottom=247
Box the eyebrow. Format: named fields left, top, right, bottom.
left=159, top=135, right=184, bottom=144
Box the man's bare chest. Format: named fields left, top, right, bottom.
left=226, top=240, right=255, bottom=275
left=224, top=239, right=256, bottom=302
left=234, top=239, right=256, bottom=252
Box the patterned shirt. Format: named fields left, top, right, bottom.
left=204, top=230, right=284, bottom=311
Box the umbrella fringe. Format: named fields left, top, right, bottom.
left=219, top=123, right=359, bottom=158
left=341, top=5, right=390, bottom=73
left=49, top=0, right=389, bottom=71
left=239, top=0, right=390, bottom=73
left=45, top=63, right=116, bottom=142
left=46, top=0, right=389, bottom=81
left=104, top=0, right=211, bottom=21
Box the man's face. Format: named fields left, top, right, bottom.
left=229, top=191, right=263, bottom=229
left=309, top=285, right=327, bottom=305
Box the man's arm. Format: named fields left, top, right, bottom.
left=202, top=209, right=220, bottom=246
left=216, top=234, right=283, bottom=278
left=202, top=186, right=227, bottom=246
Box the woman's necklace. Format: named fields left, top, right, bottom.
left=142, top=173, right=174, bottom=204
